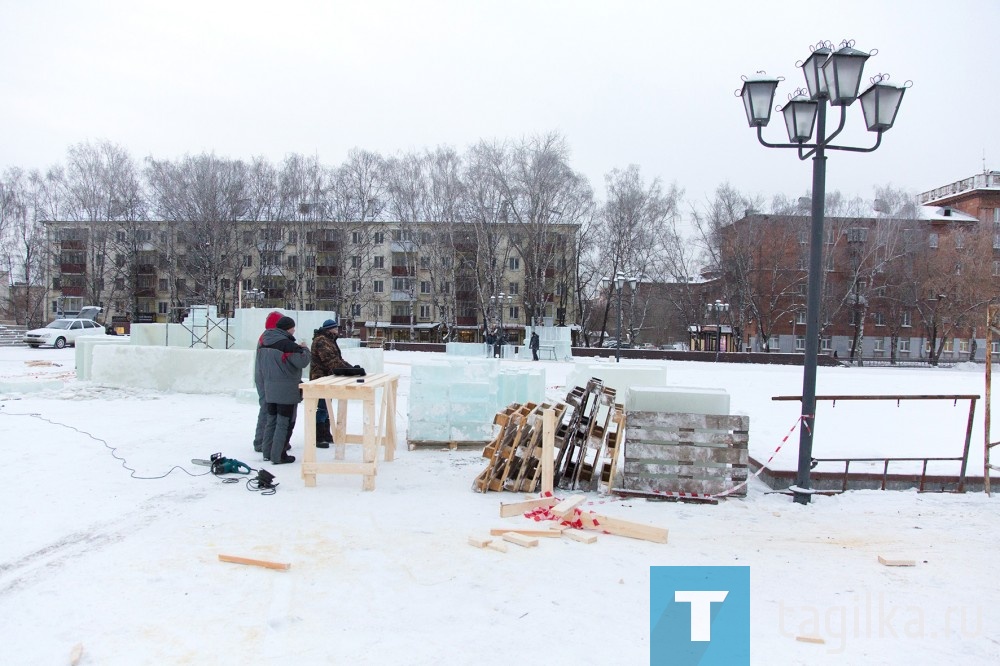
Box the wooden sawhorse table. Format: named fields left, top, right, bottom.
left=299, top=372, right=399, bottom=490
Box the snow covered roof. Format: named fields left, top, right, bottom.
left=917, top=205, right=979, bottom=223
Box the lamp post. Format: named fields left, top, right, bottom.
left=706, top=299, right=730, bottom=362
left=490, top=292, right=512, bottom=356
left=738, top=40, right=909, bottom=504
left=601, top=272, right=639, bottom=363
left=245, top=288, right=264, bottom=308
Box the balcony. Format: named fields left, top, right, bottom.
left=316, top=266, right=340, bottom=276
left=545, top=267, right=555, bottom=278
left=60, top=240, right=86, bottom=250
left=136, top=288, right=157, bottom=297
left=59, top=263, right=86, bottom=274
left=390, top=315, right=412, bottom=325
left=391, top=265, right=415, bottom=276
left=60, top=287, right=84, bottom=296
left=137, top=264, right=157, bottom=274
left=315, top=290, right=339, bottom=300
left=317, top=241, right=340, bottom=252
left=456, top=316, right=479, bottom=326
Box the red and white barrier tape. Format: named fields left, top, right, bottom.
left=524, top=415, right=811, bottom=510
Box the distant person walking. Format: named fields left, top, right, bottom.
left=529, top=331, right=540, bottom=361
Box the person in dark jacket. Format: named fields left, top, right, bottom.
left=258, top=316, right=311, bottom=464
left=252, top=311, right=284, bottom=453
left=309, top=317, right=353, bottom=448
left=529, top=331, right=540, bottom=361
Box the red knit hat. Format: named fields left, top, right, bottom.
left=264, top=311, right=283, bottom=329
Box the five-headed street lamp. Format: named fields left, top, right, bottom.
left=601, top=272, right=639, bottom=363
left=245, top=288, right=265, bottom=308
left=738, top=40, right=909, bottom=504
left=490, top=292, right=513, bottom=350
left=706, top=300, right=730, bottom=362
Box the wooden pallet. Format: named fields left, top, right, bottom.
left=617, top=412, right=749, bottom=497
left=407, top=440, right=489, bottom=451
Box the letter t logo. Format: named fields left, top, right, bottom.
left=674, top=590, right=729, bottom=641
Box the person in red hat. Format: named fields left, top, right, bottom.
left=252, top=311, right=283, bottom=454
left=258, top=315, right=311, bottom=464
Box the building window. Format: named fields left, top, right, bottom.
left=954, top=233, right=964, bottom=249
left=352, top=303, right=361, bottom=316
left=798, top=230, right=807, bottom=245
left=873, top=338, right=884, bottom=355
left=508, top=257, right=520, bottom=270
left=373, top=256, right=384, bottom=269
left=902, top=311, right=912, bottom=327
left=509, top=306, right=519, bottom=321
left=420, top=281, right=431, bottom=294
left=419, top=305, right=431, bottom=319
left=374, top=232, right=384, bottom=244
left=874, top=312, right=886, bottom=326
left=797, top=282, right=807, bottom=295
left=992, top=341, right=1000, bottom=355
left=820, top=336, right=832, bottom=351
left=159, top=279, right=168, bottom=291
left=959, top=339, right=970, bottom=354
left=795, top=311, right=806, bottom=325
left=439, top=282, right=451, bottom=294
left=420, top=256, right=430, bottom=269
left=352, top=231, right=362, bottom=244
left=351, top=280, right=361, bottom=293
left=846, top=228, right=868, bottom=243
left=795, top=335, right=805, bottom=351
left=943, top=339, right=954, bottom=354
left=556, top=282, right=566, bottom=296
left=373, top=280, right=384, bottom=293
left=993, top=260, right=1000, bottom=277
left=768, top=335, right=779, bottom=350
left=244, top=255, right=253, bottom=268
left=351, top=255, right=361, bottom=268
left=392, top=278, right=410, bottom=291
left=158, top=302, right=169, bottom=315
left=928, top=233, right=939, bottom=249
left=287, top=255, right=298, bottom=269
left=509, top=282, right=519, bottom=295
left=898, top=338, right=911, bottom=355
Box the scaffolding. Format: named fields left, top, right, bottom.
left=168, top=305, right=234, bottom=349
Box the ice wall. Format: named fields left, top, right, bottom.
left=90, top=345, right=254, bottom=394
left=407, top=358, right=545, bottom=442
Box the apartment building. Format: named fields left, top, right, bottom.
left=42, top=219, right=579, bottom=344
left=721, top=171, right=1000, bottom=361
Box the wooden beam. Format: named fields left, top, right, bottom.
left=585, top=514, right=669, bottom=544
left=499, top=496, right=558, bottom=518
left=878, top=555, right=916, bottom=567
left=218, top=554, right=291, bottom=570
left=542, top=408, right=555, bottom=494
left=502, top=532, right=539, bottom=548
left=490, top=527, right=563, bottom=538
left=563, top=529, right=598, bottom=544
left=486, top=540, right=508, bottom=553
left=796, top=635, right=825, bottom=644
left=468, top=536, right=492, bottom=548
left=550, top=494, right=587, bottom=518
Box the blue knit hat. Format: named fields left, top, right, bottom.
left=321, top=317, right=339, bottom=330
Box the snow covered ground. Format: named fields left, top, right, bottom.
left=1, top=346, right=998, bottom=664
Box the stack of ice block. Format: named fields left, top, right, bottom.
left=407, top=358, right=546, bottom=442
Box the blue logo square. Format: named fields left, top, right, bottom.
left=650, top=566, right=750, bottom=665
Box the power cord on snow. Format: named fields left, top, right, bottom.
left=0, top=406, right=277, bottom=493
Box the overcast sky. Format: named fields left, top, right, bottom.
left=1, top=0, right=997, bottom=209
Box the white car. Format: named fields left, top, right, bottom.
left=24, top=318, right=107, bottom=349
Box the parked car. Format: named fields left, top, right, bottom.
left=601, top=339, right=632, bottom=349
left=23, top=318, right=107, bottom=349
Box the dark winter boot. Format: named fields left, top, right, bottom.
left=316, top=421, right=333, bottom=448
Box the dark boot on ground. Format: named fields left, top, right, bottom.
left=316, top=422, right=333, bottom=448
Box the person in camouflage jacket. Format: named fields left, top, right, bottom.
left=309, top=318, right=354, bottom=447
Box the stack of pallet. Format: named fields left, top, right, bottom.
left=473, top=379, right=626, bottom=494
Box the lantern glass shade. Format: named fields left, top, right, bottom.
left=781, top=97, right=818, bottom=143
left=615, top=274, right=626, bottom=290
left=740, top=77, right=779, bottom=127
left=859, top=81, right=905, bottom=132
left=822, top=46, right=869, bottom=106
left=801, top=47, right=831, bottom=100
